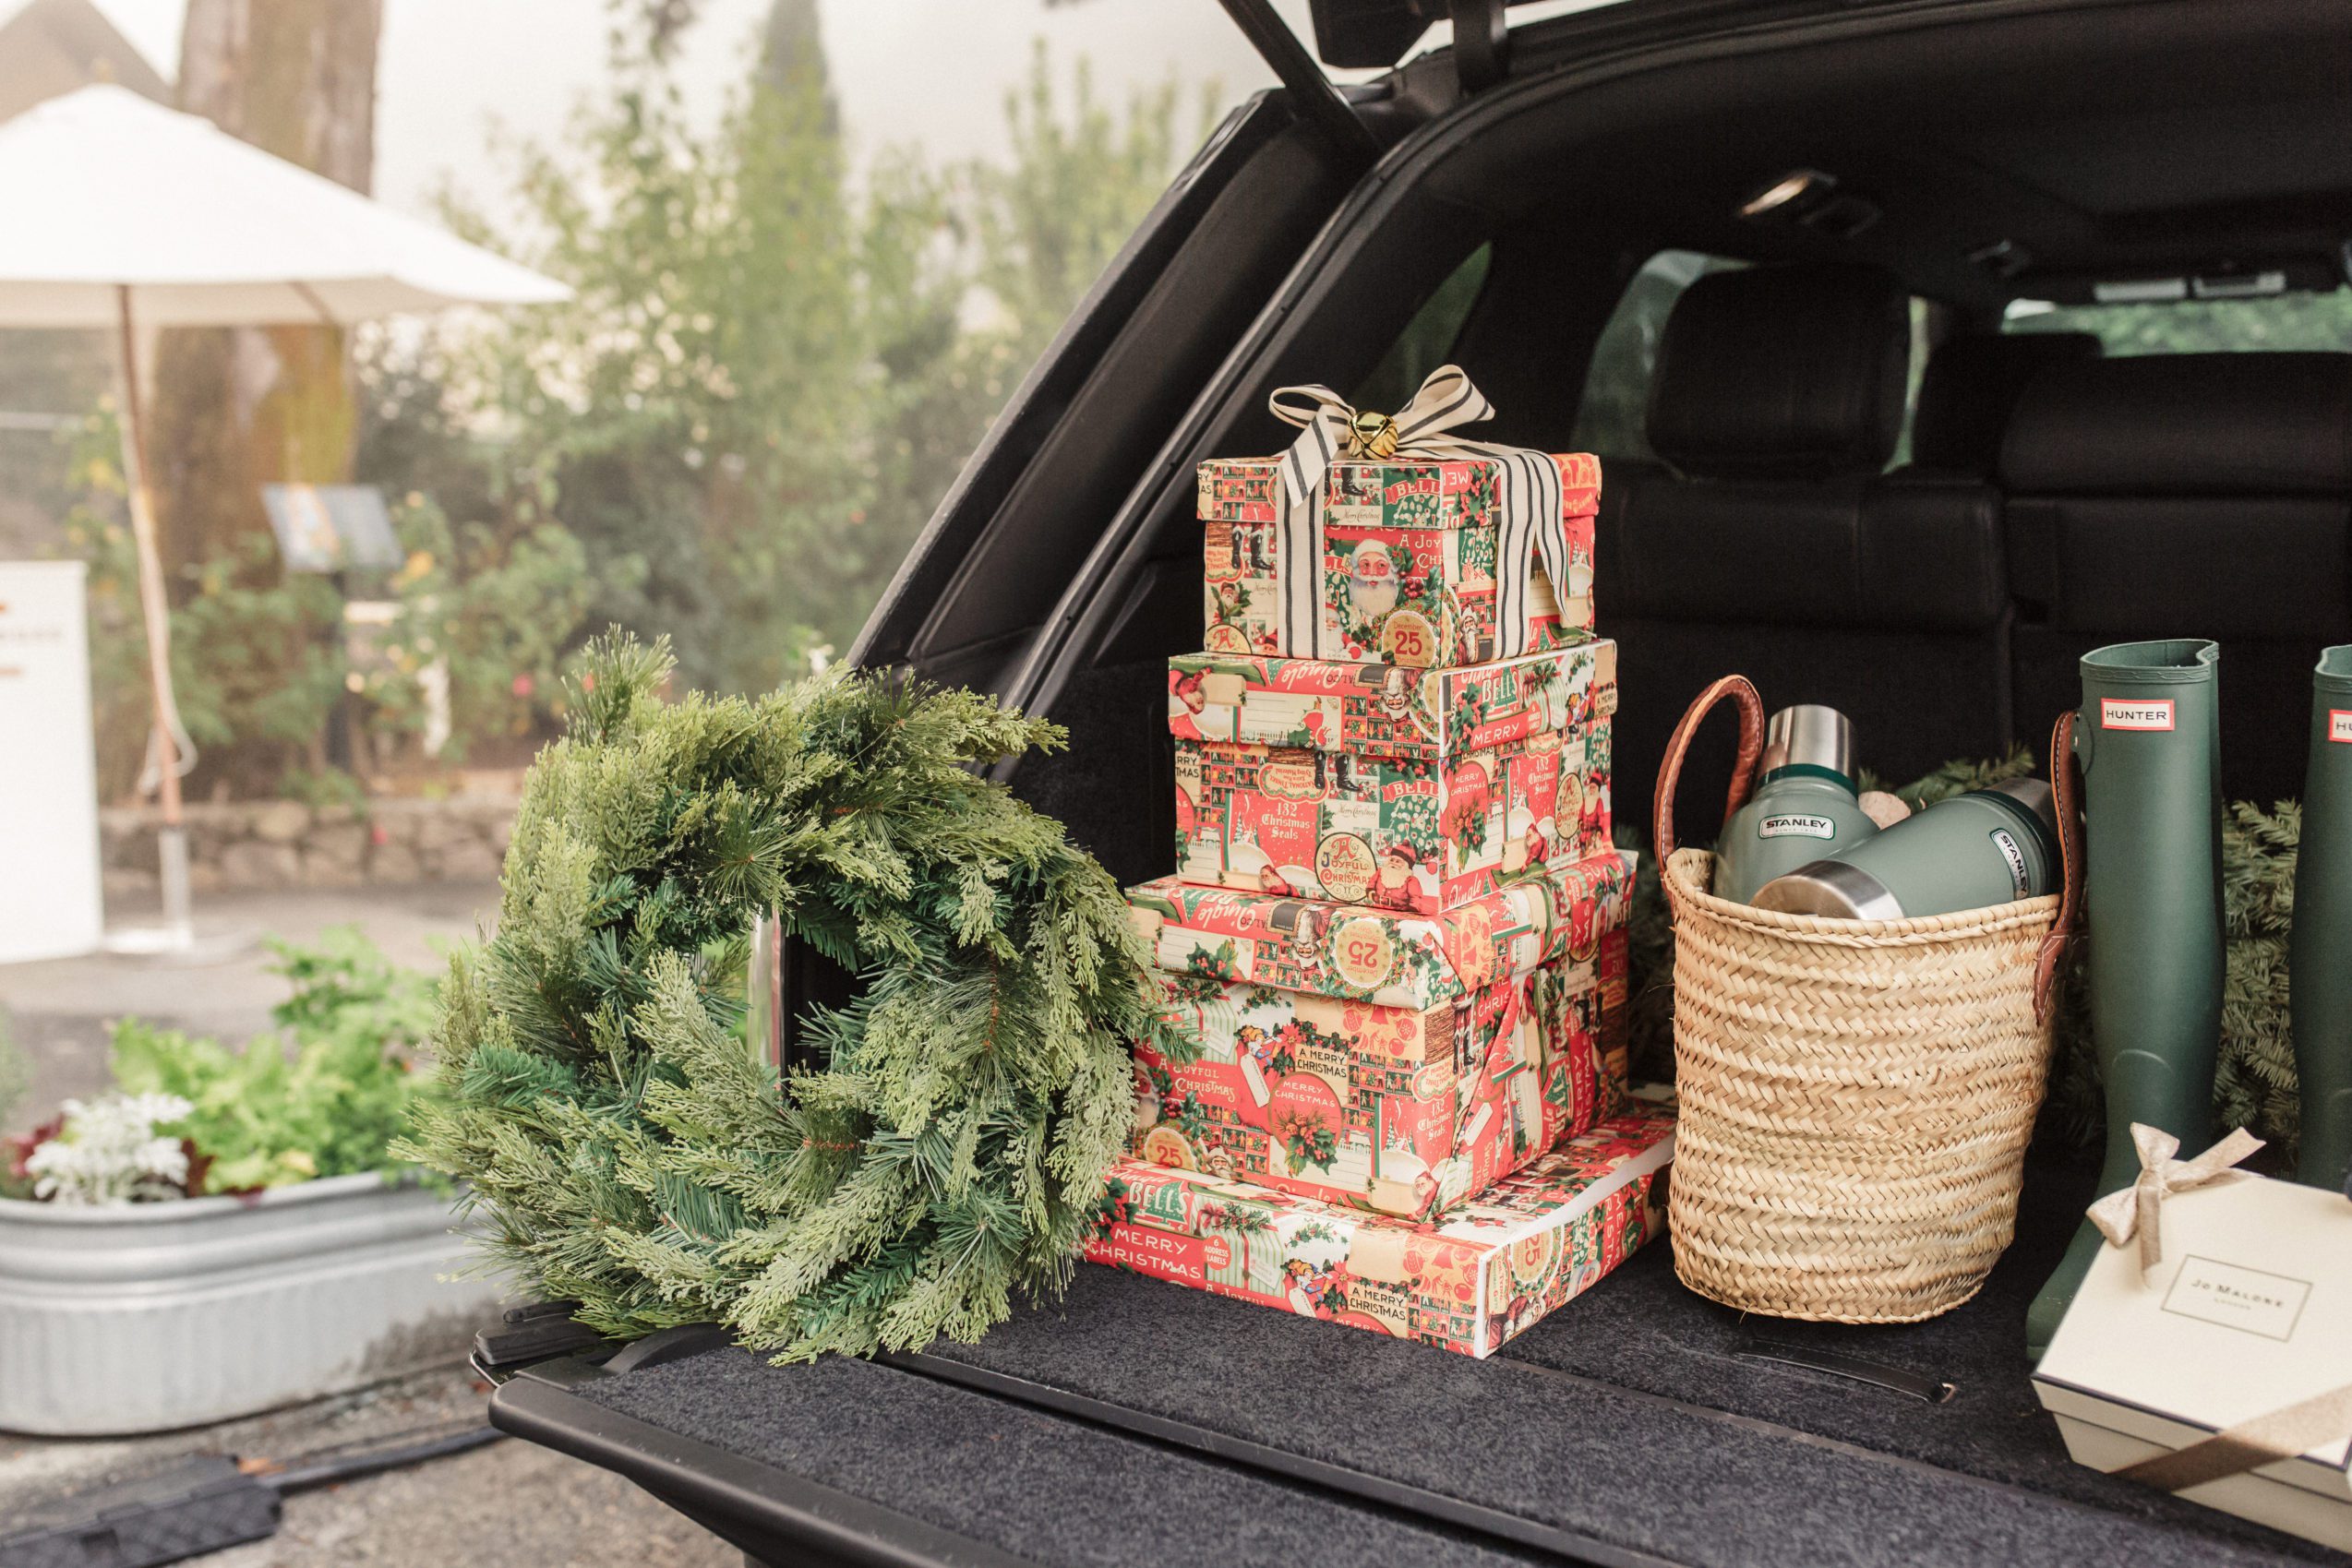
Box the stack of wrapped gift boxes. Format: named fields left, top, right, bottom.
left=1086, top=421, right=1678, bottom=1360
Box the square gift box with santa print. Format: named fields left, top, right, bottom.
left=1199, top=453, right=1600, bottom=670
left=1086, top=1104, right=1674, bottom=1359
left=1168, top=641, right=1615, bottom=917
left=1131, top=920, right=1627, bottom=1221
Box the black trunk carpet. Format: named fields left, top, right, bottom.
left=895, top=1151, right=2332, bottom=1568
left=576, top=1349, right=1554, bottom=1568
left=576, top=1153, right=2334, bottom=1568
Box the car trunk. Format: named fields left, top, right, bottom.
left=501, top=1150, right=2334, bottom=1566
left=489, top=2, right=2352, bottom=1562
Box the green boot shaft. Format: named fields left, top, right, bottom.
left=2292, top=645, right=2352, bottom=1191
left=2028, top=639, right=2225, bottom=1359
left=2075, top=639, right=2224, bottom=1193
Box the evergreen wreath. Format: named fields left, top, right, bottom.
left=400, top=632, right=1193, bottom=1359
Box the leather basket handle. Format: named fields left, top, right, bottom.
left=2033, top=708, right=2086, bottom=1025
left=1652, top=676, right=1768, bottom=868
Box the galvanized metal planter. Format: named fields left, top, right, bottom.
left=0, top=1174, right=506, bottom=1435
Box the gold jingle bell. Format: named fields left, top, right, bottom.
left=1349, top=409, right=1401, bottom=461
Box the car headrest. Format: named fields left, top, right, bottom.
left=1647, top=265, right=1911, bottom=482
left=1909, top=332, right=2101, bottom=472
left=2001, top=352, right=2352, bottom=496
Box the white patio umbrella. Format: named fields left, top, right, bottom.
left=0, top=84, right=568, bottom=951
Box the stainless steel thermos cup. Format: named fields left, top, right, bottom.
left=1710, top=705, right=1880, bottom=904
left=1750, top=779, right=2061, bottom=920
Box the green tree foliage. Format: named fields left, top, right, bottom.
left=369, top=496, right=608, bottom=762
left=62, top=414, right=344, bottom=798
left=64, top=405, right=598, bottom=796
left=398, top=632, right=1194, bottom=1358
left=2009, top=290, right=2352, bottom=356
left=412, top=19, right=1206, bottom=696
left=56, top=8, right=1203, bottom=796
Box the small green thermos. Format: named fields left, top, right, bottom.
left=1710, top=705, right=1879, bottom=904
left=1751, top=779, right=2060, bottom=919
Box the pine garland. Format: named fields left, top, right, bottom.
left=398, top=632, right=1193, bottom=1359
left=1625, top=753, right=2307, bottom=1155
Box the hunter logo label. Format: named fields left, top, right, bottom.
left=2100, top=698, right=2176, bottom=731
left=1758, top=814, right=1835, bottom=841
left=1988, top=829, right=2031, bottom=899
left=2332, top=708, right=2352, bottom=744
left=2162, top=1254, right=2310, bottom=1342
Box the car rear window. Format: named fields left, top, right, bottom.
left=2003, top=288, right=2352, bottom=354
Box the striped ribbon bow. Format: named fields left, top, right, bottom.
left=1266, top=364, right=1569, bottom=662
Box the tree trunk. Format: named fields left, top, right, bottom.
left=149, top=0, right=382, bottom=586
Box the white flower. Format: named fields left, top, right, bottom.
left=26, top=1092, right=195, bottom=1206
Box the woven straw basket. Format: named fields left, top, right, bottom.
left=1656, top=676, right=2081, bottom=1323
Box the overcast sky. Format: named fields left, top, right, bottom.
left=82, top=0, right=1314, bottom=221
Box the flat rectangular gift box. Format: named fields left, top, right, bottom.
left=1168, top=642, right=1615, bottom=916
left=1131, top=920, right=1627, bottom=1219
left=1086, top=1103, right=1674, bottom=1359
left=1199, top=452, right=1600, bottom=668
left=1125, top=846, right=1637, bottom=1012
left=2032, top=1174, right=2352, bottom=1550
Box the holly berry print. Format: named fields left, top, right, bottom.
left=1198, top=453, right=1601, bottom=668
left=1085, top=1106, right=1674, bottom=1358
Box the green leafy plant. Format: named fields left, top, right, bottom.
left=108, top=928, right=440, bottom=1194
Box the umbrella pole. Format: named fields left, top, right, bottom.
left=113, top=285, right=191, bottom=948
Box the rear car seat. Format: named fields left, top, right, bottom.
left=2000, top=352, right=2352, bottom=805
left=1907, top=330, right=2101, bottom=475
left=1594, top=265, right=2011, bottom=844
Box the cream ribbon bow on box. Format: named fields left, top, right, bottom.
left=1266, top=364, right=1572, bottom=662
left=2086, top=1122, right=2265, bottom=1280
left=2079, top=1122, right=2352, bottom=1497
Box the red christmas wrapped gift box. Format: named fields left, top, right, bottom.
left=1125, top=847, right=1636, bottom=1013
left=1086, top=1103, right=1674, bottom=1359
left=1168, top=641, right=1614, bottom=916
left=1132, top=926, right=1626, bottom=1219
left=1198, top=450, right=1599, bottom=670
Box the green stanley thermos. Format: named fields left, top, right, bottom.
left=1711, top=705, right=1879, bottom=904
left=1750, top=780, right=2061, bottom=919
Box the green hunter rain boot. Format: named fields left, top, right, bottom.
left=2026, top=640, right=2225, bottom=1359
left=2293, top=646, right=2352, bottom=1191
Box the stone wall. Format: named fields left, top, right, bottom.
left=100, top=796, right=517, bottom=898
